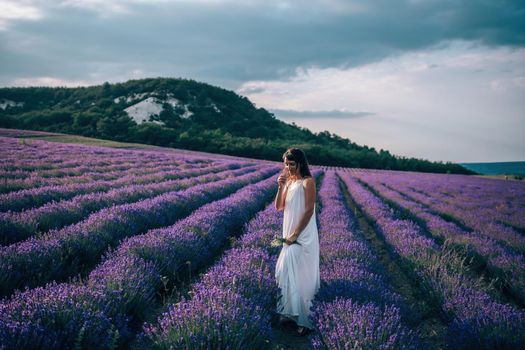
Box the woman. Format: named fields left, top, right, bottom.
left=274, top=147, right=320, bottom=336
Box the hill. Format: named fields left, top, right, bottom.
left=0, top=77, right=473, bottom=174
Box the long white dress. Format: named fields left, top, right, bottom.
left=275, top=177, right=320, bottom=329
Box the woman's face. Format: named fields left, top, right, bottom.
left=284, top=159, right=299, bottom=175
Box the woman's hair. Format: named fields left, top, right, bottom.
left=282, top=147, right=312, bottom=178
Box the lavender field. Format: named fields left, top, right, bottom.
left=1, top=134, right=524, bottom=350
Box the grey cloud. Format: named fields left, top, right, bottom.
left=237, top=86, right=267, bottom=94
left=269, top=108, right=374, bottom=119
left=0, top=0, right=524, bottom=89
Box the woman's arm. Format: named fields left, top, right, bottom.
left=274, top=180, right=290, bottom=211
left=286, top=177, right=316, bottom=243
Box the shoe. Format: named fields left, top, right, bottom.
left=297, top=326, right=311, bottom=336
left=278, top=315, right=287, bottom=324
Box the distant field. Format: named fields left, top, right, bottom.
left=0, top=127, right=260, bottom=162
left=0, top=131, right=524, bottom=349
left=461, top=161, right=525, bottom=176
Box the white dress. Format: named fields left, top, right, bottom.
left=275, top=177, right=320, bottom=329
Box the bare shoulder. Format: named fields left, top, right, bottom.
left=303, top=176, right=316, bottom=188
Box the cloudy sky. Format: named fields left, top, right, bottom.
left=1, top=0, right=524, bottom=163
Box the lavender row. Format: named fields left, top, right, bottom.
left=0, top=171, right=280, bottom=349
left=401, top=181, right=525, bottom=254
left=309, top=171, right=420, bottom=349
left=0, top=135, right=214, bottom=167
left=362, top=170, right=525, bottom=255
left=0, top=156, right=172, bottom=173
left=0, top=146, right=194, bottom=170
left=236, top=200, right=285, bottom=254
left=351, top=171, right=525, bottom=307
left=0, top=161, right=242, bottom=212
left=1, top=171, right=124, bottom=194
left=0, top=166, right=278, bottom=297
left=0, top=135, right=246, bottom=167
left=0, top=161, right=213, bottom=195
left=0, top=162, right=188, bottom=182
left=0, top=157, right=186, bottom=179
left=0, top=163, right=249, bottom=245
left=0, top=143, right=199, bottom=177
left=340, top=173, right=525, bottom=349
left=402, top=170, right=525, bottom=231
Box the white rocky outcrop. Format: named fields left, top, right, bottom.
left=124, top=97, right=165, bottom=125
left=122, top=94, right=194, bottom=125
left=0, top=99, right=24, bottom=110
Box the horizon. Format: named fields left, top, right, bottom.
left=1, top=0, right=524, bottom=163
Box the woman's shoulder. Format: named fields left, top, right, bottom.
left=302, top=176, right=315, bottom=186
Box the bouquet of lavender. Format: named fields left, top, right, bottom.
left=270, top=236, right=301, bottom=247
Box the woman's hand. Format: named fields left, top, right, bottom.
left=277, top=169, right=289, bottom=188
left=285, top=230, right=298, bottom=245
left=275, top=169, right=290, bottom=211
